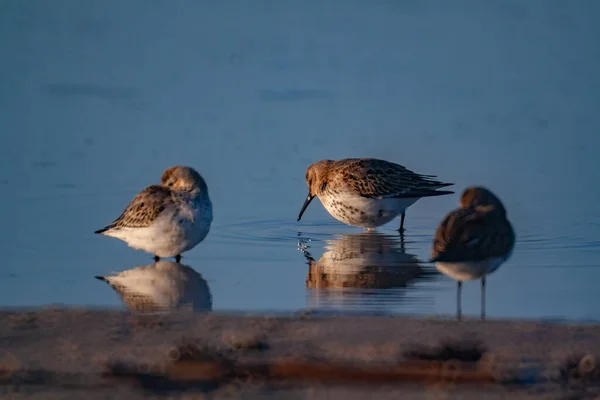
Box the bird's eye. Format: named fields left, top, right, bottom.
left=168, top=182, right=174, bottom=187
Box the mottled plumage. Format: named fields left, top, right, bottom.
left=96, top=186, right=174, bottom=231
left=297, top=158, right=454, bottom=230
left=95, top=166, right=212, bottom=259
left=431, top=187, right=515, bottom=320
left=329, top=158, right=453, bottom=198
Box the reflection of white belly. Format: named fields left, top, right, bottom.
left=319, top=193, right=419, bottom=228
left=436, top=257, right=505, bottom=281
left=104, top=261, right=213, bottom=312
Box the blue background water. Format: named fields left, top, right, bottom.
left=1, top=0, right=599, bottom=320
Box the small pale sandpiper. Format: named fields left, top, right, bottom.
left=297, top=158, right=453, bottom=231
left=95, top=166, right=213, bottom=261
left=431, top=186, right=515, bottom=319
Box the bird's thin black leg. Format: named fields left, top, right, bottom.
left=153, top=255, right=160, bottom=262
left=175, top=254, right=182, bottom=263
left=398, top=211, right=406, bottom=233
left=457, top=280, right=462, bottom=321
left=481, top=276, right=486, bottom=321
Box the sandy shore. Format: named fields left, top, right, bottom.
left=1, top=309, right=600, bottom=399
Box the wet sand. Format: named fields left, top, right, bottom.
left=1, top=309, right=600, bottom=399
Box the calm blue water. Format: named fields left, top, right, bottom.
left=1, top=0, right=599, bottom=320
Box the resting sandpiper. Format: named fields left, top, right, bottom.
left=297, top=158, right=453, bottom=231
left=95, top=166, right=213, bottom=261
left=431, top=186, right=515, bottom=319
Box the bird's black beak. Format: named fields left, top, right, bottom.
left=297, top=194, right=315, bottom=221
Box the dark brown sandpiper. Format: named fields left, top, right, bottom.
left=431, top=186, right=515, bottom=319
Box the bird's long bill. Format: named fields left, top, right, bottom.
left=297, top=194, right=315, bottom=221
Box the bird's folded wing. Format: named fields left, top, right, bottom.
left=338, top=159, right=452, bottom=198
left=431, top=208, right=514, bottom=262
left=101, top=185, right=174, bottom=230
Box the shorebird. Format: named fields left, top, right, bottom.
left=431, top=186, right=515, bottom=320
left=95, top=166, right=213, bottom=261
left=297, top=158, right=453, bottom=231
left=95, top=260, right=212, bottom=313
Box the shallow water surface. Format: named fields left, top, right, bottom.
left=1, top=0, right=600, bottom=321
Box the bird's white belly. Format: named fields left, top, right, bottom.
left=106, top=203, right=212, bottom=257
left=320, top=193, right=418, bottom=228
left=435, top=257, right=505, bottom=281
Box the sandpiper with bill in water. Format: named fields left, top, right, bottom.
left=94, top=166, right=213, bottom=262
left=297, top=158, right=454, bottom=232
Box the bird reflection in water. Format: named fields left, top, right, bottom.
left=299, top=232, right=435, bottom=313
left=95, top=260, right=212, bottom=313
